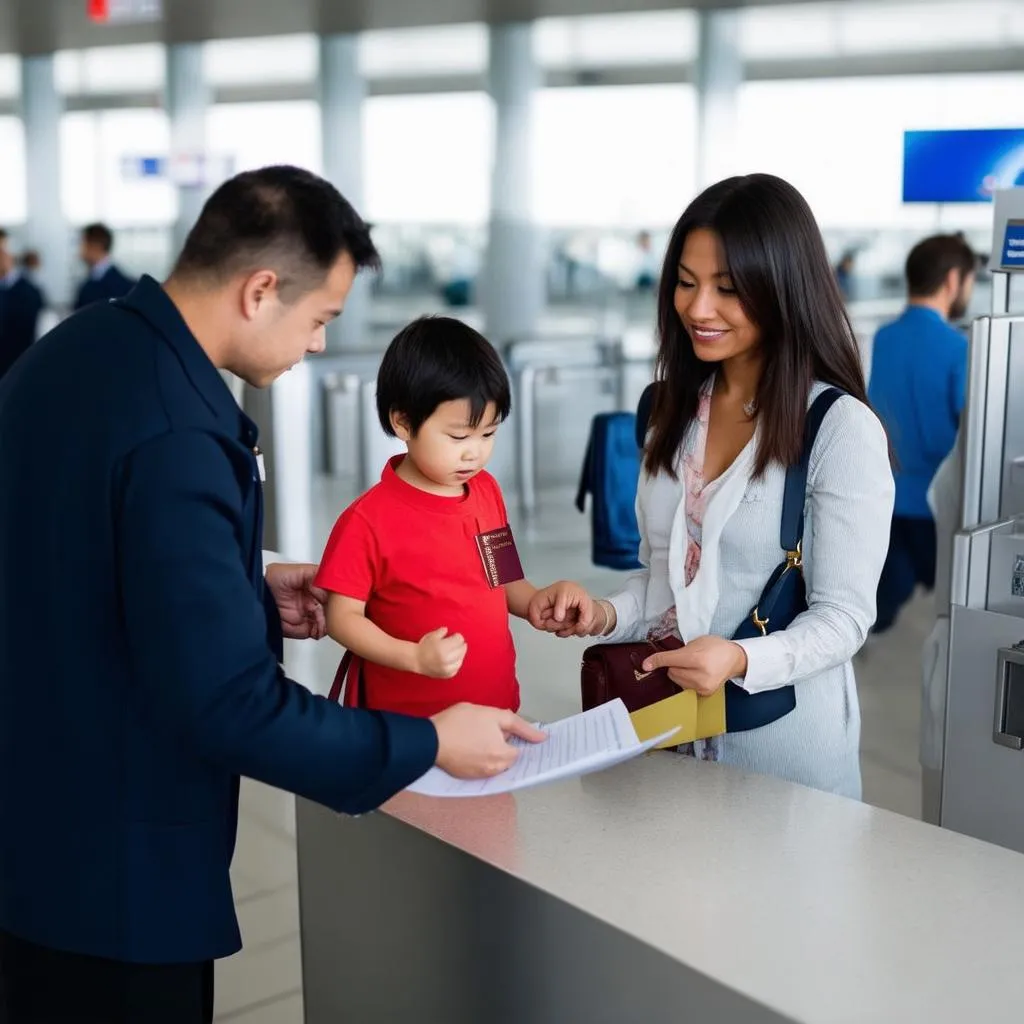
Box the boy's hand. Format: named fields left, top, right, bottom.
left=416, top=627, right=468, bottom=678
left=527, top=581, right=602, bottom=638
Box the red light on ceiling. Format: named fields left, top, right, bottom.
left=87, top=0, right=110, bottom=22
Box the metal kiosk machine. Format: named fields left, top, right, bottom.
left=940, top=187, right=1024, bottom=852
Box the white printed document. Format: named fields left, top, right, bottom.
left=406, top=699, right=679, bottom=798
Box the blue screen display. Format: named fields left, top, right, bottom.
left=902, top=129, right=1024, bottom=203
left=1002, top=220, right=1024, bottom=269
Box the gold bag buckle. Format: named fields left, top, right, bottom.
left=751, top=543, right=802, bottom=637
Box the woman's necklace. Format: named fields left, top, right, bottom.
left=714, top=375, right=758, bottom=418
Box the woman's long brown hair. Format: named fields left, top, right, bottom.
left=645, top=173, right=870, bottom=479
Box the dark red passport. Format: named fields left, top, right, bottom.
left=475, top=526, right=525, bottom=588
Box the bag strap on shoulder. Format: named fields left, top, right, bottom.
left=636, top=381, right=844, bottom=554
left=635, top=383, right=657, bottom=450
left=779, top=387, right=843, bottom=553
left=575, top=430, right=594, bottom=513
left=638, top=380, right=847, bottom=552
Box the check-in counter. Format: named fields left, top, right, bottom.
left=295, top=747, right=1024, bottom=1023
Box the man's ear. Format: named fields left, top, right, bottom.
left=240, top=270, right=278, bottom=321
left=944, top=267, right=961, bottom=299
left=390, top=410, right=413, bottom=442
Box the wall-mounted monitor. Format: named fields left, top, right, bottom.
left=990, top=190, right=1024, bottom=272
left=902, top=129, right=1024, bottom=204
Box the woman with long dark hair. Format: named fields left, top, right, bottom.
left=531, top=174, right=894, bottom=796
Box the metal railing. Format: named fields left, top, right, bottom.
left=322, top=371, right=405, bottom=493
left=504, top=334, right=631, bottom=519
left=320, top=333, right=656, bottom=519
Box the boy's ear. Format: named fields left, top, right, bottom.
left=390, top=410, right=413, bottom=442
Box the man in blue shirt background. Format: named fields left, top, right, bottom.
left=868, top=233, right=976, bottom=633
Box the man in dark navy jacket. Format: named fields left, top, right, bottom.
left=0, top=245, right=45, bottom=381
left=73, top=222, right=136, bottom=311
left=0, top=166, right=541, bottom=1023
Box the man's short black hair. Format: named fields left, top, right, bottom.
left=171, top=165, right=380, bottom=302
left=906, top=234, right=977, bottom=298
left=376, top=316, right=512, bottom=437
left=82, top=223, right=114, bottom=254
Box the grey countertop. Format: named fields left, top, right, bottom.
left=269, top=546, right=1022, bottom=1023
left=383, top=752, right=1024, bottom=1024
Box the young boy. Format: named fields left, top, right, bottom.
left=316, top=316, right=564, bottom=718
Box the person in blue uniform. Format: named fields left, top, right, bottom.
left=73, top=222, right=136, bottom=311
left=868, top=232, right=976, bottom=633
left=0, top=245, right=45, bottom=381
left=0, top=165, right=542, bottom=1024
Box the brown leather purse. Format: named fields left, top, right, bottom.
left=580, top=635, right=685, bottom=713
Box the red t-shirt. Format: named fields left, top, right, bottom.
left=315, top=457, right=520, bottom=718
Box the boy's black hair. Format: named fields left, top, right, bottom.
left=376, top=316, right=512, bottom=437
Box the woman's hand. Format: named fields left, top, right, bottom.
left=641, top=636, right=748, bottom=697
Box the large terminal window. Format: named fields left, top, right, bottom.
left=206, top=101, right=322, bottom=177
left=532, top=84, right=696, bottom=229
left=359, top=24, right=487, bottom=78
left=203, top=35, right=317, bottom=87
left=0, top=55, right=25, bottom=225
left=740, top=0, right=1024, bottom=59
left=736, top=72, right=1024, bottom=232
left=0, top=54, right=19, bottom=99
left=0, top=117, right=27, bottom=225
left=55, top=44, right=164, bottom=95
left=364, top=92, right=492, bottom=225
left=534, top=10, right=698, bottom=68
left=60, top=109, right=174, bottom=226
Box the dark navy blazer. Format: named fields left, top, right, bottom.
left=0, top=276, right=438, bottom=964
left=73, top=263, right=136, bottom=312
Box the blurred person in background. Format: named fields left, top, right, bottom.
left=20, top=250, right=42, bottom=279
left=834, top=249, right=856, bottom=302
left=868, top=233, right=975, bottom=634
left=74, top=222, right=136, bottom=311
left=20, top=251, right=60, bottom=340
left=635, top=229, right=657, bottom=291
left=440, top=236, right=478, bottom=308
left=0, top=242, right=45, bottom=382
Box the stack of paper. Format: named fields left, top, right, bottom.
left=407, top=699, right=679, bottom=798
